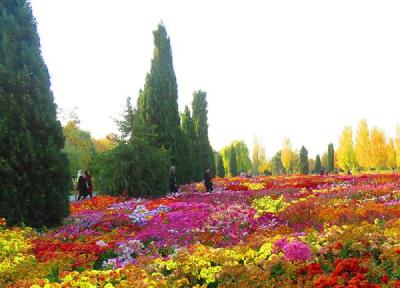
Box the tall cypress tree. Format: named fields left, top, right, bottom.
left=328, top=143, right=335, bottom=173
left=230, top=148, right=238, bottom=177
left=299, top=146, right=309, bottom=175
left=0, top=0, right=69, bottom=227
left=192, top=90, right=215, bottom=177
left=315, top=155, right=322, bottom=174
left=135, top=23, right=182, bottom=170
left=215, top=152, right=225, bottom=178
left=181, top=106, right=196, bottom=182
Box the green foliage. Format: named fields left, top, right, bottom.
left=192, top=90, right=215, bottom=177
left=180, top=106, right=197, bottom=183
left=229, top=148, right=238, bottom=177
left=299, top=146, right=309, bottom=175
left=0, top=0, right=69, bottom=227
left=135, top=23, right=181, bottom=166
left=328, top=143, right=335, bottom=173
left=231, top=140, right=252, bottom=173
left=215, top=152, right=225, bottom=178
left=95, top=138, right=170, bottom=198
left=93, top=250, right=118, bottom=270
left=315, top=154, right=322, bottom=174
left=270, top=151, right=285, bottom=175
left=63, top=120, right=96, bottom=178
left=220, top=140, right=251, bottom=176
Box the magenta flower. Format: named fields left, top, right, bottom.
left=282, top=240, right=312, bottom=261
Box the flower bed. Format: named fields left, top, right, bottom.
left=4, top=173, right=400, bottom=287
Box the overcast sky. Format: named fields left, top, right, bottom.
left=30, top=0, right=400, bottom=158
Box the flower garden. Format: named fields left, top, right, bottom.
left=3, top=174, right=400, bottom=287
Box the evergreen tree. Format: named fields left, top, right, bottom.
left=0, top=0, right=69, bottom=226
left=231, top=140, right=252, bottom=173
left=215, top=152, right=225, bottom=178
left=315, top=155, right=322, bottom=174
left=180, top=106, right=196, bottom=182
left=230, top=148, right=238, bottom=176
left=299, top=146, right=309, bottom=175
left=327, top=143, right=335, bottom=173
left=192, top=90, right=215, bottom=176
left=135, top=23, right=182, bottom=169
left=270, top=151, right=285, bottom=175
left=95, top=96, right=171, bottom=197
left=116, top=96, right=135, bottom=141
left=96, top=138, right=170, bottom=198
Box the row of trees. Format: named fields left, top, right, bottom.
left=336, top=120, right=400, bottom=172
left=214, top=119, right=400, bottom=177
left=90, top=24, right=215, bottom=198
left=0, top=0, right=215, bottom=227
left=214, top=137, right=335, bottom=177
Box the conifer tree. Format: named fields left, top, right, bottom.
left=0, top=0, right=70, bottom=226
left=299, top=146, right=309, bottom=175
left=315, top=155, right=322, bottom=174
left=135, top=23, right=182, bottom=170
left=230, top=148, right=238, bottom=177
left=327, top=143, right=335, bottom=173
left=181, top=106, right=196, bottom=182
left=192, top=90, right=215, bottom=176
left=215, top=152, right=225, bottom=178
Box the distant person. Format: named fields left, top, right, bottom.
left=77, top=170, right=88, bottom=200
left=169, top=166, right=178, bottom=193
left=204, top=168, right=213, bottom=192
left=319, top=169, right=324, bottom=176
left=347, top=170, right=352, bottom=175
left=84, top=170, right=93, bottom=198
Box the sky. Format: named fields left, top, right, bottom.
left=30, top=0, right=400, bottom=158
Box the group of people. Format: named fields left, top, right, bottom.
left=75, top=170, right=93, bottom=200
left=169, top=166, right=213, bottom=193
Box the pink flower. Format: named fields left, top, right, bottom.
left=282, top=240, right=312, bottom=261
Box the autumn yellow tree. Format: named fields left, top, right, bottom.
left=281, top=138, right=293, bottom=174
left=354, top=119, right=371, bottom=170
left=93, top=134, right=117, bottom=152
left=252, top=136, right=268, bottom=175
left=336, top=126, right=358, bottom=172
left=396, top=126, right=400, bottom=169
left=386, top=138, right=397, bottom=169
left=370, top=127, right=387, bottom=170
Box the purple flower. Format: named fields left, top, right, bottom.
left=282, top=240, right=312, bottom=261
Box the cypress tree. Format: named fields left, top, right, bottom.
left=96, top=96, right=171, bottom=198
left=215, top=152, right=225, bottom=178
left=299, top=146, right=309, bottom=175
left=135, top=23, right=182, bottom=170
left=180, top=106, right=196, bottom=182
left=315, top=155, right=322, bottom=174
left=328, top=143, right=335, bottom=173
left=230, top=148, right=238, bottom=176
left=0, top=0, right=69, bottom=227
left=192, top=90, right=215, bottom=176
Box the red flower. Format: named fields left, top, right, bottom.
left=381, top=274, right=389, bottom=284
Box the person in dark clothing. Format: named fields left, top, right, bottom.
left=84, top=170, right=93, bottom=198
left=204, top=168, right=213, bottom=192
left=77, top=170, right=88, bottom=200
left=169, top=166, right=178, bottom=193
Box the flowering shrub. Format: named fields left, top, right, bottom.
left=252, top=195, right=288, bottom=214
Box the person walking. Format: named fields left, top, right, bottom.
left=169, top=166, right=178, bottom=193
left=84, top=170, right=93, bottom=198
left=77, top=170, right=88, bottom=200
left=204, top=168, right=213, bottom=192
